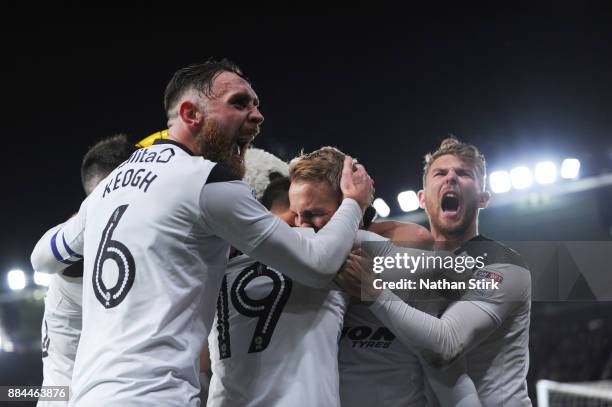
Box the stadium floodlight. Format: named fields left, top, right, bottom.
left=535, top=161, right=557, bottom=185
left=510, top=166, right=533, bottom=190
left=34, top=271, right=51, bottom=287
left=1, top=338, right=14, bottom=353
left=489, top=171, right=511, bottom=193
left=0, top=328, right=12, bottom=353
left=560, top=158, right=580, bottom=179
left=372, top=198, right=390, bottom=218
left=7, top=269, right=26, bottom=291
left=397, top=190, right=420, bottom=212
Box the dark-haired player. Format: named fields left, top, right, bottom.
left=38, top=134, right=136, bottom=407
left=31, top=59, right=373, bottom=406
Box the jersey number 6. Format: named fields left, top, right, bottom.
left=93, top=205, right=136, bottom=309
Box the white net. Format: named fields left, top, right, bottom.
left=537, top=380, right=612, bottom=407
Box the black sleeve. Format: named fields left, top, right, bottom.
left=205, top=163, right=241, bottom=185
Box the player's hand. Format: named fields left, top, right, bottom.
left=340, top=156, right=374, bottom=213
left=335, top=252, right=381, bottom=299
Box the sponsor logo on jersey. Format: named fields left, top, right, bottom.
left=475, top=270, right=504, bottom=283
left=341, top=326, right=396, bottom=349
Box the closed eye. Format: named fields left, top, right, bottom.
left=302, top=211, right=325, bottom=220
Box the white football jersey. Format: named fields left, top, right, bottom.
left=457, top=237, right=532, bottom=407
left=72, top=141, right=232, bottom=406
left=340, top=234, right=448, bottom=407
left=208, top=246, right=349, bottom=407
left=30, top=139, right=364, bottom=407
left=368, top=235, right=532, bottom=407
left=36, top=140, right=269, bottom=406
left=339, top=301, right=430, bottom=407
left=38, top=266, right=83, bottom=407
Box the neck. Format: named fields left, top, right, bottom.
left=167, top=125, right=199, bottom=155
left=431, top=221, right=478, bottom=251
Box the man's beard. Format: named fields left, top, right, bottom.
left=430, top=198, right=478, bottom=240
left=196, top=118, right=247, bottom=178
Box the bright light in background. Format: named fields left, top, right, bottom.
left=561, top=158, right=580, bottom=179
left=489, top=171, right=511, bottom=193
left=4, top=341, right=14, bottom=352
left=372, top=198, right=390, bottom=218
left=33, top=289, right=46, bottom=301
left=1, top=337, right=14, bottom=353
left=510, top=166, right=533, bottom=190
left=34, top=271, right=51, bottom=287
left=397, top=190, right=420, bottom=212
left=7, top=269, right=26, bottom=291
left=535, top=161, right=557, bottom=185
left=0, top=329, right=14, bottom=353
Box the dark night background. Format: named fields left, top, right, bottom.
left=2, top=12, right=612, bottom=277
left=1, top=10, right=612, bottom=404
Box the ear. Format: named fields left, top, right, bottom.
left=178, top=100, right=204, bottom=130
left=478, top=190, right=491, bottom=209
left=418, top=189, right=426, bottom=210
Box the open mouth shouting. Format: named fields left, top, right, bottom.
left=441, top=190, right=461, bottom=219
left=232, top=136, right=253, bottom=164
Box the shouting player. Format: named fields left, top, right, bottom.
left=31, top=59, right=373, bottom=406
left=338, top=138, right=532, bottom=406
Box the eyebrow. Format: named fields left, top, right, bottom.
left=432, top=165, right=474, bottom=173
left=228, top=91, right=259, bottom=107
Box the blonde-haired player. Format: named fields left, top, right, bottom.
left=207, top=148, right=350, bottom=406
left=338, top=138, right=531, bottom=406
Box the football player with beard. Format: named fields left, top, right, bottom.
left=30, top=59, right=373, bottom=406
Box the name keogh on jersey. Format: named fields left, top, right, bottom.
left=341, top=326, right=396, bottom=349
left=102, top=148, right=176, bottom=198
left=102, top=168, right=158, bottom=198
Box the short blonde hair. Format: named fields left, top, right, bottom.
left=288, top=146, right=349, bottom=201
left=423, top=137, right=487, bottom=190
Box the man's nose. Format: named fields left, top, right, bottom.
left=444, top=170, right=458, bottom=184
left=249, top=107, right=264, bottom=125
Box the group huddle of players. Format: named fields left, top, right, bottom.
left=31, top=59, right=532, bottom=407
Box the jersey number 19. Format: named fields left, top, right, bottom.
left=216, top=263, right=292, bottom=359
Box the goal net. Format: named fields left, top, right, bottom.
left=537, top=380, right=612, bottom=407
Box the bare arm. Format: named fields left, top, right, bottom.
left=369, top=221, right=434, bottom=249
